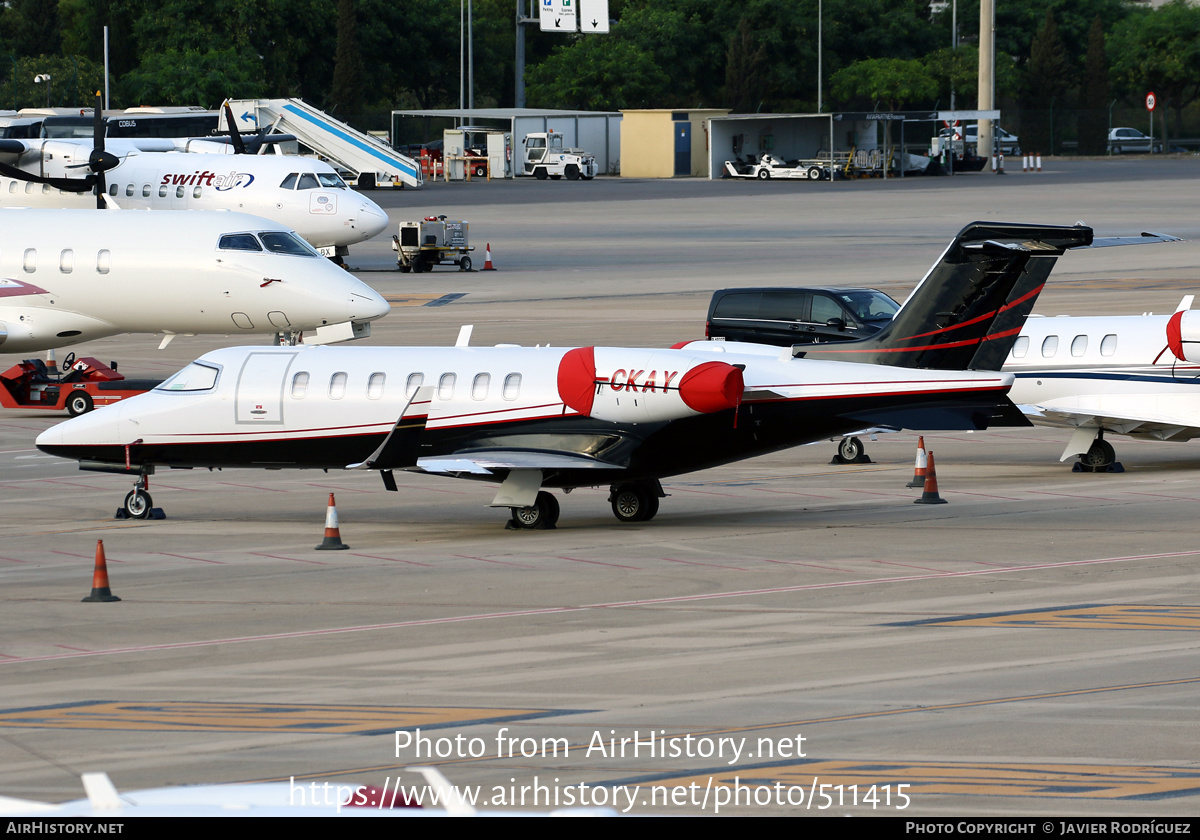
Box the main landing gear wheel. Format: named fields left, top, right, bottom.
left=66, top=391, right=93, bottom=416
left=1081, top=438, right=1116, bottom=469
left=509, top=491, right=559, bottom=530
left=838, top=436, right=864, bottom=462
left=123, top=488, right=152, bottom=519
left=609, top=483, right=660, bottom=523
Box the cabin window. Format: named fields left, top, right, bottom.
left=1101, top=334, right=1117, bottom=357
left=192, top=186, right=202, bottom=199
left=7, top=181, right=15, bottom=193
left=96, top=249, right=111, bottom=274
left=59, top=249, right=73, bottom=273
left=1011, top=336, right=1029, bottom=359
left=125, top=183, right=134, bottom=197
left=156, top=362, right=220, bottom=392
left=290, top=372, right=309, bottom=398
left=279, top=173, right=298, bottom=190
left=219, top=233, right=262, bottom=252
left=108, top=183, right=117, bottom=196
left=22, top=248, right=35, bottom=273
left=1071, top=335, right=1088, bottom=357
left=142, top=184, right=151, bottom=197
left=176, top=186, right=185, bottom=198
left=296, top=173, right=320, bottom=190
left=1041, top=335, right=1059, bottom=357
left=24, top=182, right=34, bottom=194
left=42, top=183, right=50, bottom=194
left=367, top=372, right=385, bottom=399
left=472, top=373, right=490, bottom=400
left=158, top=185, right=168, bottom=198
left=329, top=372, right=348, bottom=399
left=503, top=373, right=521, bottom=400
left=438, top=373, right=456, bottom=400
left=405, top=372, right=424, bottom=398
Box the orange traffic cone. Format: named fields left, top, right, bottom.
left=481, top=243, right=496, bottom=271
left=316, top=493, right=349, bottom=550
left=906, top=436, right=928, bottom=487
left=82, top=540, right=121, bottom=602
left=913, top=451, right=948, bottom=505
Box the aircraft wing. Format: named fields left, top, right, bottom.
left=1020, top=404, right=1200, bottom=461
left=415, top=450, right=625, bottom=475
left=1083, top=232, right=1183, bottom=248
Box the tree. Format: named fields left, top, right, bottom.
left=1077, top=17, right=1108, bottom=155
left=330, top=0, right=365, bottom=115
left=1109, top=0, right=1200, bottom=142
left=725, top=18, right=767, bottom=113
left=1021, top=10, right=1074, bottom=155
left=831, top=57, right=937, bottom=162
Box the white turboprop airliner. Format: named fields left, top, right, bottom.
left=1003, top=296, right=1200, bottom=469
left=37, top=221, right=1097, bottom=523
left=0, top=208, right=390, bottom=353
left=0, top=139, right=390, bottom=259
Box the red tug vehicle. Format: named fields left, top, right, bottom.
left=0, top=353, right=159, bottom=416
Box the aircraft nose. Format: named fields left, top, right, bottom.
left=357, top=197, right=390, bottom=239
left=353, top=285, right=391, bottom=321
left=36, top=401, right=126, bottom=456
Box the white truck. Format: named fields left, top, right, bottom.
left=520, top=132, right=597, bottom=180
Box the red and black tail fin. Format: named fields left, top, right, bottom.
left=800, top=222, right=1094, bottom=370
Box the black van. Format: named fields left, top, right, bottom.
left=705, top=286, right=900, bottom=346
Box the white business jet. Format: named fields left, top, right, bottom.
left=0, top=135, right=389, bottom=260
left=37, top=222, right=1094, bottom=524
left=0, top=208, right=390, bottom=353
left=1003, top=296, right=1200, bottom=469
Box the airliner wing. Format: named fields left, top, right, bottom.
left=1020, top=404, right=1200, bottom=461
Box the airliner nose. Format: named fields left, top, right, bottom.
left=357, top=197, right=390, bottom=239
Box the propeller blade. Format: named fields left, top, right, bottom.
left=0, top=159, right=95, bottom=193
left=223, top=102, right=247, bottom=155
left=94, top=91, right=106, bottom=209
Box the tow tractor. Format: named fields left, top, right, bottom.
left=0, top=354, right=159, bottom=415
left=391, top=216, right=475, bottom=272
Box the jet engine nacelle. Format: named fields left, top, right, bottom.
left=1166, top=310, right=1200, bottom=363
left=0, top=308, right=118, bottom=353
left=557, top=346, right=744, bottom=424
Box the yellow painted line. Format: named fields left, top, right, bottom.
left=0, top=701, right=546, bottom=734
left=384, top=293, right=465, bottom=308
left=642, top=760, right=1200, bottom=800
left=926, top=604, right=1200, bottom=630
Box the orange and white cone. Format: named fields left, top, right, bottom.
left=82, top=540, right=121, bottom=602
left=906, top=436, right=928, bottom=488
left=315, top=493, right=349, bottom=550
left=913, top=451, right=948, bottom=505
left=482, top=243, right=496, bottom=271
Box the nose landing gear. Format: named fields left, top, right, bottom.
left=115, top=473, right=166, bottom=520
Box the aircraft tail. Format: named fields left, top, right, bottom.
left=799, top=221, right=1094, bottom=370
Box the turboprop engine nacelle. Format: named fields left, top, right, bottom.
left=557, top=346, right=744, bottom=424
left=1166, top=310, right=1200, bottom=363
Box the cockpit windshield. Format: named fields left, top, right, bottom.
left=279, top=172, right=347, bottom=190
left=259, top=231, right=321, bottom=257
left=156, top=361, right=220, bottom=392
left=317, top=172, right=347, bottom=188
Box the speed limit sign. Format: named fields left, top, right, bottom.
left=1146, top=91, right=1157, bottom=111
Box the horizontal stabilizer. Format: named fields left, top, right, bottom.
left=1084, top=232, right=1183, bottom=248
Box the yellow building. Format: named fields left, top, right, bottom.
left=619, top=109, right=730, bottom=178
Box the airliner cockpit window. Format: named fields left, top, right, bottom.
left=156, top=362, right=220, bottom=392
left=296, top=173, right=320, bottom=189
left=219, top=233, right=263, bottom=252
left=259, top=231, right=320, bottom=257
left=279, top=173, right=298, bottom=190
left=317, top=172, right=347, bottom=189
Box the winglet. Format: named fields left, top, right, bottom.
left=345, top=386, right=432, bottom=470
